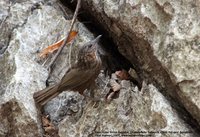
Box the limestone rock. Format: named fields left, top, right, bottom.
left=59, top=82, right=196, bottom=137
left=0, top=0, right=94, bottom=136
left=1, top=0, right=200, bottom=136
left=79, top=0, right=200, bottom=127
left=0, top=99, right=41, bottom=137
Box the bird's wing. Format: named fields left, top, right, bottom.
left=59, top=67, right=95, bottom=89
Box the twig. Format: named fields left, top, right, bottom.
left=68, top=40, right=75, bottom=67
left=42, top=33, right=61, bottom=66
left=47, top=0, right=81, bottom=73
left=58, top=2, right=73, bottom=20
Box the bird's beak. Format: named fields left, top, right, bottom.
left=93, top=35, right=102, bottom=44
left=91, top=35, right=102, bottom=52
left=92, top=35, right=102, bottom=46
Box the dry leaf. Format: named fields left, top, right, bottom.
left=40, top=31, right=78, bottom=58
left=42, top=115, right=54, bottom=127
left=42, top=115, right=58, bottom=136
left=115, top=69, right=130, bottom=80
left=106, top=91, right=115, bottom=102
left=110, top=80, right=121, bottom=92
left=44, top=126, right=56, bottom=133
left=42, top=116, right=50, bottom=127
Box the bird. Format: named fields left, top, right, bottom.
left=33, top=35, right=102, bottom=106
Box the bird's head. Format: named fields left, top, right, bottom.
left=78, top=35, right=102, bottom=61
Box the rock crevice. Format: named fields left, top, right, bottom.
left=62, top=0, right=200, bottom=132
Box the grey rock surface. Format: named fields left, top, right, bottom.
left=79, top=0, right=200, bottom=128
left=0, top=0, right=93, bottom=136
left=59, top=82, right=196, bottom=137
left=0, top=0, right=199, bottom=137
left=0, top=99, right=41, bottom=137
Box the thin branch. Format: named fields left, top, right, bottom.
left=58, top=2, right=73, bottom=20
left=42, top=32, right=61, bottom=66
left=47, top=0, right=81, bottom=73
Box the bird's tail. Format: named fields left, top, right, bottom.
left=33, top=84, right=60, bottom=106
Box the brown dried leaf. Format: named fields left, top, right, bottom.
left=42, top=115, right=54, bottom=127
left=44, top=126, right=56, bottom=132
left=110, top=80, right=121, bottom=92
left=42, top=115, right=50, bottom=127
left=106, top=91, right=116, bottom=102
left=40, top=31, right=78, bottom=58
left=115, top=69, right=130, bottom=80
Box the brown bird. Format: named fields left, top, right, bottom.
left=33, top=35, right=102, bottom=106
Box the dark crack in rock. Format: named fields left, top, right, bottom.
left=64, top=0, right=200, bottom=133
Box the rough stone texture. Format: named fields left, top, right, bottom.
left=59, top=82, right=196, bottom=137
left=0, top=0, right=93, bottom=136
left=0, top=99, right=41, bottom=137
left=78, top=0, right=200, bottom=128
left=0, top=0, right=199, bottom=137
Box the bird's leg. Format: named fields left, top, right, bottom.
left=82, top=89, right=100, bottom=108
left=83, top=88, right=102, bottom=102
left=82, top=80, right=104, bottom=108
